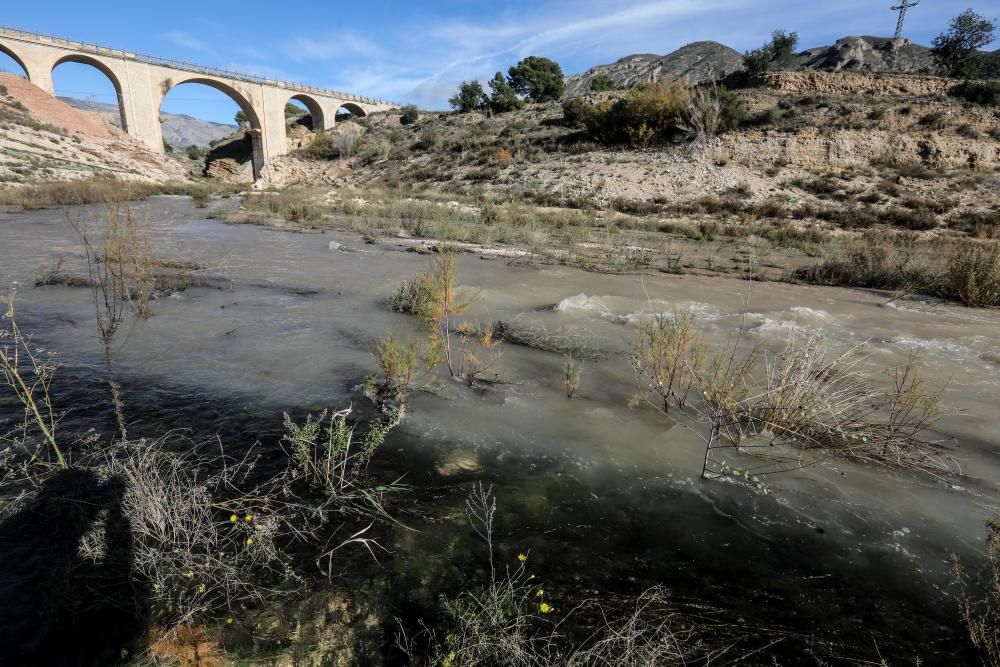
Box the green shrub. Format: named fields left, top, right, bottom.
left=919, top=111, right=950, bottom=130
left=590, top=74, right=616, bottom=92
left=950, top=80, right=1000, bottom=106
left=562, top=98, right=597, bottom=129
left=400, top=105, right=420, bottom=125
left=743, top=29, right=799, bottom=77
left=389, top=273, right=434, bottom=315
left=744, top=107, right=781, bottom=127
left=573, top=80, right=693, bottom=147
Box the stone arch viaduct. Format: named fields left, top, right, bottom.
left=0, top=25, right=396, bottom=177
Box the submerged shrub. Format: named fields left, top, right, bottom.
left=389, top=272, right=435, bottom=315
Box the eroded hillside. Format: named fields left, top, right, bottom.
left=0, top=73, right=190, bottom=186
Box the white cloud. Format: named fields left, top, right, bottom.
left=284, top=32, right=382, bottom=61
left=161, top=30, right=211, bottom=53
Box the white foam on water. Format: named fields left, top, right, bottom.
left=555, top=293, right=607, bottom=312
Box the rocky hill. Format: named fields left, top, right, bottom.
left=60, top=97, right=236, bottom=150
left=566, top=36, right=1000, bottom=93
left=0, top=73, right=189, bottom=185
left=565, top=41, right=743, bottom=94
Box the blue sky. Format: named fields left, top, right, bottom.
left=1, top=1, right=998, bottom=124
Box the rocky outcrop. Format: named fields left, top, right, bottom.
left=565, top=35, right=1000, bottom=94
left=724, top=128, right=1000, bottom=172
left=565, top=41, right=743, bottom=94
left=781, top=36, right=936, bottom=75
left=759, top=71, right=955, bottom=96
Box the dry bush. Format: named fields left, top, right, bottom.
left=563, top=356, right=582, bottom=399
left=455, top=321, right=503, bottom=387
left=946, top=241, right=1000, bottom=308
left=399, top=484, right=561, bottom=667
left=94, top=438, right=293, bottom=630
left=680, top=87, right=721, bottom=139
left=399, top=487, right=729, bottom=667
left=0, top=290, right=64, bottom=468
left=494, top=320, right=603, bottom=362
left=955, top=519, right=1000, bottom=666
left=629, top=309, right=708, bottom=413
left=70, top=201, right=157, bottom=439
left=565, top=589, right=703, bottom=667
left=629, top=303, right=950, bottom=478
left=364, top=333, right=440, bottom=415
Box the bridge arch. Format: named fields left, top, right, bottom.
left=0, top=42, right=29, bottom=78
left=51, top=54, right=128, bottom=130
left=161, top=77, right=261, bottom=130
left=337, top=102, right=367, bottom=121
left=288, top=93, right=325, bottom=131
left=159, top=76, right=265, bottom=178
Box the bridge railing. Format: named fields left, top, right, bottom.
left=0, top=24, right=396, bottom=106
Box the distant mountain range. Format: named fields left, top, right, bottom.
left=59, top=97, right=236, bottom=149
left=565, top=36, right=1000, bottom=94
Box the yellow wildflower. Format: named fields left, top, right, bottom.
left=229, top=514, right=238, bottom=523
left=517, top=553, right=527, bottom=562
left=185, top=570, right=194, bottom=578
left=226, top=617, right=234, bottom=625
left=198, top=584, right=206, bottom=593
left=539, top=602, right=553, bottom=614
left=535, top=589, right=545, bottom=597
left=246, top=537, right=254, bottom=546
left=245, top=514, right=253, bottom=523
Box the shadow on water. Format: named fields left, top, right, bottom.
left=0, top=469, right=149, bottom=667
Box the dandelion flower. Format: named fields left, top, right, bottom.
left=539, top=602, right=553, bottom=614
left=517, top=553, right=527, bottom=562
left=245, top=514, right=253, bottom=523
left=229, top=514, right=238, bottom=523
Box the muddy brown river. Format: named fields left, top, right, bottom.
left=1, top=195, right=999, bottom=663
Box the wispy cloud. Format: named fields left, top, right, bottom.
left=189, top=0, right=997, bottom=109
left=160, top=30, right=212, bottom=53
left=283, top=31, right=382, bottom=61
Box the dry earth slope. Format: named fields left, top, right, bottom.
left=0, top=73, right=189, bottom=185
